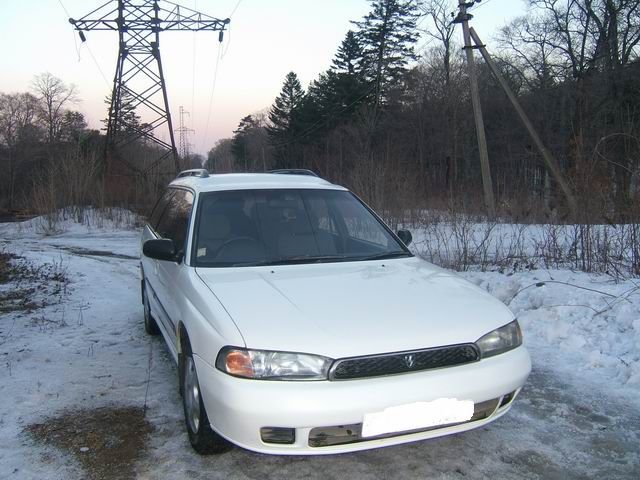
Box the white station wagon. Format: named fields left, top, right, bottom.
left=140, top=169, right=531, bottom=455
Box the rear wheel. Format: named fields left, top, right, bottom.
left=181, top=335, right=232, bottom=455
left=142, top=282, right=160, bottom=336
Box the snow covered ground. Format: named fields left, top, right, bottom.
left=0, top=215, right=638, bottom=479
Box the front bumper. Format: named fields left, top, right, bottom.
left=194, top=346, right=531, bottom=455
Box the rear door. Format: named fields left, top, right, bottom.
left=153, top=188, right=195, bottom=346
left=142, top=188, right=174, bottom=318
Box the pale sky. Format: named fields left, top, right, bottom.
left=0, top=0, right=526, bottom=156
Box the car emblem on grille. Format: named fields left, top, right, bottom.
left=404, top=354, right=416, bottom=368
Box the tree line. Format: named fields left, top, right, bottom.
left=0, top=74, right=184, bottom=217
left=1, top=0, right=639, bottom=223
left=209, top=0, right=640, bottom=221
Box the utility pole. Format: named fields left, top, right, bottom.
left=454, top=1, right=495, bottom=216
left=175, top=106, right=194, bottom=161
left=468, top=27, right=578, bottom=216
left=69, top=1, right=230, bottom=175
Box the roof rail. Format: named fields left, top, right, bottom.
left=268, top=169, right=319, bottom=178
left=177, top=168, right=209, bottom=179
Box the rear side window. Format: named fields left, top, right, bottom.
left=149, top=189, right=174, bottom=231
left=155, top=189, right=194, bottom=253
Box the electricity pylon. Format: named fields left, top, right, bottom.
left=69, top=1, right=229, bottom=174
left=175, top=106, right=194, bottom=159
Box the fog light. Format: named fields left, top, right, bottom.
left=260, top=427, right=295, bottom=444
left=499, top=391, right=516, bottom=408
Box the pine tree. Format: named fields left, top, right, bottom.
left=267, top=72, right=305, bottom=138
left=329, top=30, right=370, bottom=115
left=294, top=31, right=368, bottom=136
left=267, top=72, right=306, bottom=168
left=59, top=110, right=87, bottom=142
left=102, top=89, right=141, bottom=136
left=232, top=115, right=257, bottom=171
left=332, top=30, right=364, bottom=76
left=352, top=0, right=419, bottom=108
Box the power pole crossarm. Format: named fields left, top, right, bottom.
left=468, top=27, right=578, bottom=216
left=69, top=1, right=230, bottom=32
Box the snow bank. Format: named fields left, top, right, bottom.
left=463, top=269, right=640, bottom=391
left=407, top=215, right=640, bottom=277
left=0, top=207, right=143, bottom=238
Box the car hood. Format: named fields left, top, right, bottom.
left=195, top=257, right=514, bottom=359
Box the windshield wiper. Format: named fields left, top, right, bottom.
left=268, top=255, right=351, bottom=265
left=231, top=255, right=351, bottom=267
left=230, top=252, right=410, bottom=267
left=359, top=251, right=412, bottom=261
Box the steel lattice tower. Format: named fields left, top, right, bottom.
left=176, top=106, right=194, bottom=159
left=69, top=1, right=229, bottom=174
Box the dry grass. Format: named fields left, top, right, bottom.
left=0, top=251, right=68, bottom=314
left=27, top=405, right=154, bottom=480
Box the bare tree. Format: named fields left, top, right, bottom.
left=30, top=72, right=78, bottom=144
left=418, top=0, right=464, bottom=195
left=498, top=15, right=565, bottom=91
left=419, top=0, right=457, bottom=86
left=0, top=92, right=41, bottom=210
left=526, top=0, right=640, bottom=80
left=205, top=139, right=235, bottom=173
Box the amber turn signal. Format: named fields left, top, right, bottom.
left=224, top=349, right=254, bottom=377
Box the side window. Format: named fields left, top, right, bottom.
left=155, top=189, right=194, bottom=253
left=149, top=189, right=174, bottom=231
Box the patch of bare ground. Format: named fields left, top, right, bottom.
left=26, top=406, right=154, bottom=480
left=0, top=250, right=68, bottom=314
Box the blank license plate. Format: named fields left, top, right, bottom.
left=362, top=398, right=474, bottom=438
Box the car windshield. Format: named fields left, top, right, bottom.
left=193, top=189, right=410, bottom=267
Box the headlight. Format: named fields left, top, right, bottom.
left=476, top=320, right=523, bottom=358
left=215, top=346, right=333, bottom=381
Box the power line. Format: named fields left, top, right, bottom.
left=58, top=0, right=109, bottom=87
left=229, top=0, right=243, bottom=18
left=56, top=0, right=71, bottom=18
left=58, top=0, right=81, bottom=60
left=222, top=0, right=241, bottom=58
left=222, top=23, right=233, bottom=58
left=201, top=42, right=224, bottom=153
left=469, top=0, right=497, bottom=12
left=85, top=43, right=111, bottom=87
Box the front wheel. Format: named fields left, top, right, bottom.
left=181, top=336, right=232, bottom=455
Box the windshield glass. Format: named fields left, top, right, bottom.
left=193, top=189, right=410, bottom=267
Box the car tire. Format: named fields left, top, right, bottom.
left=180, top=335, right=232, bottom=455
left=142, top=281, right=160, bottom=336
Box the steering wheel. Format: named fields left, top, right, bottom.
left=213, top=236, right=260, bottom=259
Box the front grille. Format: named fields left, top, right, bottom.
left=329, top=344, right=479, bottom=380
left=308, top=397, right=500, bottom=447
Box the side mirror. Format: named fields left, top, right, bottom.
left=143, top=238, right=178, bottom=262
left=397, top=229, right=412, bottom=247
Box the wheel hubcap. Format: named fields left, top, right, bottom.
left=184, top=356, right=201, bottom=433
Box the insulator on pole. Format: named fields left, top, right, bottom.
left=218, top=31, right=224, bottom=42
left=79, top=31, right=87, bottom=42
